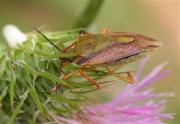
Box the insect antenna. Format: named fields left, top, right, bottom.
left=33, top=27, right=63, bottom=53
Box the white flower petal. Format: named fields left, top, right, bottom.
left=2, top=24, right=27, bottom=48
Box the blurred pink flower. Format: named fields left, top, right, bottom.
left=54, top=57, right=174, bottom=124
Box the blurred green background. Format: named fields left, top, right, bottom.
left=0, top=0, right=179, bottom=123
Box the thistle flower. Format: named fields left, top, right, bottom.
left=0, top=26, right=174, bottom=123
left=54, top=57, right=174, bottom=124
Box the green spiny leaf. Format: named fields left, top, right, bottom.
left=0, top=87, right=8, bottom=101
left=29, top=87, right=47, bottom=116
left=7, top=90, right=29, bottom=124
left=9, top=74, right=16, bottom=109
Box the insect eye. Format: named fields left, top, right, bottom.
left=79, top=30, right=87, bottom=36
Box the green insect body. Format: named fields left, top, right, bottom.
left=73, top=32, right=161, bottom=66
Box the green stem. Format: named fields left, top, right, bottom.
left=73, top=0, right=104, bottom=28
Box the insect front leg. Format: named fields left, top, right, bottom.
left=63, top=42, right=76, bottom=52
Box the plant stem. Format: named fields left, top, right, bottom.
left=73, top=0, right=104, bottom=28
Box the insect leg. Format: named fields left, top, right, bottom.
left=104, top=66, right=134, bottom=84
left=62, top=70, right=79, bottom=80
left=62, top=66, right=101, bottom=89
left=62, top=65, right=99, bottom=80
left=79, top=67, right=100, bottom=89
left=112, top=64, right=124, bottom=72
left=127, top=72, right=134, bottom=83
left=63, top=42, right=76, bottom=52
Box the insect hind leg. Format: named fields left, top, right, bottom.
left=104, top=66, right=135, bottom=84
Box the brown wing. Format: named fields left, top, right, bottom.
left=77, top=43, right=142, bottom=65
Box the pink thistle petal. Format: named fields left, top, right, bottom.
left=134, top=57, right=150, bottom=82
left=135, top=69, right=172, bottom=92
left=55, top=59, right=174, bottom=124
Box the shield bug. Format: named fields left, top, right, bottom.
left=34, top=28, right=161, bottom=90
